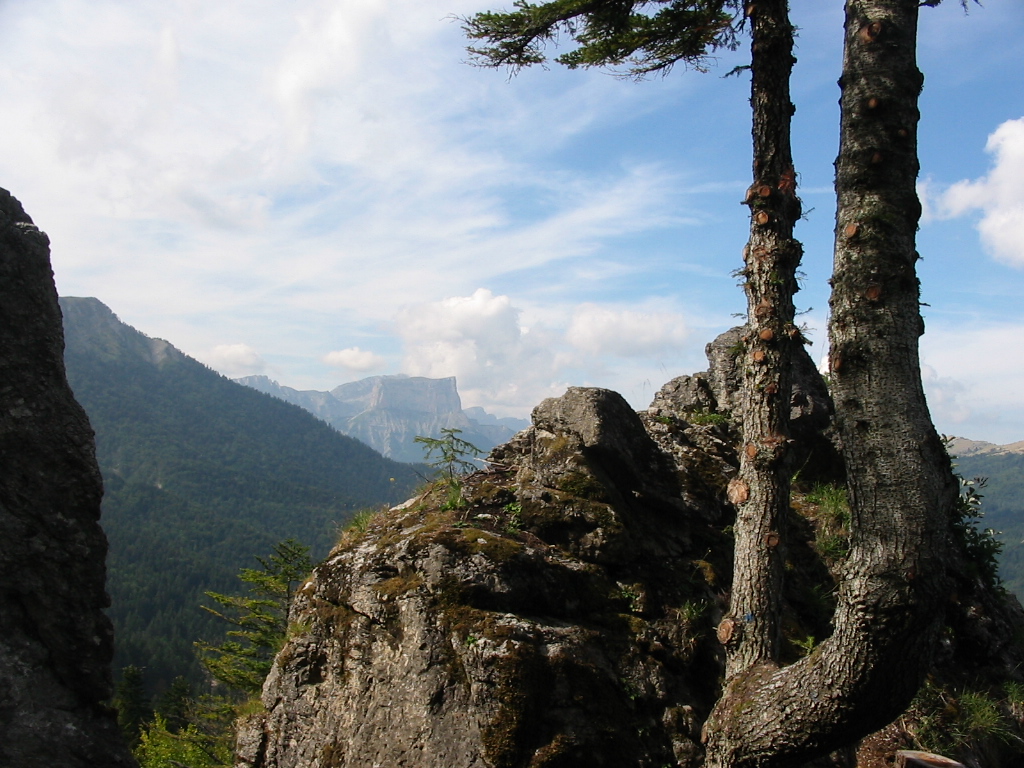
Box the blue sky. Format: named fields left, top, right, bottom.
left=1, top=0, right=1022, bottom=442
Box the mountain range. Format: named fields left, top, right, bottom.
left=237, top=374, right=528, bottom=463
left=59, top=297, right=424, bottom=689
left=946, top=436, right=1024, bottom=458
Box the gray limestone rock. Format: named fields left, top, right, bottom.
left=650, top=325, right=841, bottom=483
left=0, top=188, right=135, bottom=768
left=237, top=386, right=732, bottom=768
left=650, top=325, right=831, bottom=436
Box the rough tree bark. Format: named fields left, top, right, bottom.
left=703, top=1, right=956, bottom=765
left=720, top=0, right=803, bottom=680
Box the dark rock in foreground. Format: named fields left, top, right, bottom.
left=0, top=189, right=135, bottom=767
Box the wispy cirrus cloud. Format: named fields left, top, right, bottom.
left=0, top=0, right=700, bottom=387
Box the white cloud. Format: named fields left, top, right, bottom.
left=567, top=303, right=687, bottom=357
left=920, top=363, right=971, bottom=428
left=322, top=347, right=385, bottom=372
left=395, top=289, right=568, bottom=413
left=920, top=323, right=1024, bottom=444
left=392, top=289, right=704, bottom=416
left=0, top=0, right=697, bottom=361
left=12, top=0, right=1018, bottom=426
left=204, top=343, right=266, bottom=377
left=937, top=117, right=1024, bottom=267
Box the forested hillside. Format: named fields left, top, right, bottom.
left=60, top=297, right=425, bottom=690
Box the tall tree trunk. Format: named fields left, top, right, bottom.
left=720, top=0, right=802, bottom=680
left=703, top=2, right=956, bottom=765
left=826, top=0, right=957, bottom=726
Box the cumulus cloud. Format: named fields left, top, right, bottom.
left=567, top=303, right=687, bottom=357
left=204, top=343, right=266, bottom=376
left=920, top=363, right=972, bottom=428
left=322, top=346, right=385, bottom=372
left=392, top=288, right=704, bottom=415
left=920, top=323, right=1024, bottom=444
left=937, top=117, right=1024, bottom=267
left=395, top=288, right=567, bottom=413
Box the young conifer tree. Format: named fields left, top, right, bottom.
left=196, top=540, right=312, bottom=696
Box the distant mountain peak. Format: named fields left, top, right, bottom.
left=332, top=374, right=461, bottom=415
left=240, top=374, right=528, bottom=463
left=60, top=297, right=184, bottom=368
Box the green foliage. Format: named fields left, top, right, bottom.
left=804, top=483, right=851, bottom=562
left=344, top=507, right=381, bottom=536
left=616, top=583, right=644, bottom=613
left=684, top=408, right=729, bottom=427
left=1004, top=681, right=1024, bottom=710
left=953, top=475, right=1004, bottom=590
left=136, top=715, right=224, bottom=768
left=416, top=428, right=483, bottom=482
left=910, top=682, right=1018, bottom=758
left=462, top=0, right=741, bottom=78
left=503, top=501, right=523, bottom=535
left=196, top=540, right=313, bottom=696
left=676, top=599, right=708, bottom=625
left=154, top=676, right=194, bottom=734
left=804, top=483, right=850, bottom=528
left=792, top=635, right=817, bottom=657
left=953, top=451, right=1024, bottom=598
left=135, top=697, right=235, bottom=768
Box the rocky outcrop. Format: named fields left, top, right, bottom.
left=0, top=190, right=135, bottom=766
left=237, top=354, right=1024, bottom=768
left=237, top=387, right=734, bottom=768
left=650, top=325, right=831, bottom=437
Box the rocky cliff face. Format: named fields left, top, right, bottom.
left=237, top=329, right=1024, bottom=768
left=333, top=375, right=464, bottom=414
left=0, top=189, right=135, bottom=767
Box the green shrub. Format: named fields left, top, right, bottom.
left=804, top=483, right=850, bottom=562
left=953, top=475, right=1004, bottom=590
left=911, top=683, right=1016, bottom=756
left=685, top=408, right=729, bottom=427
